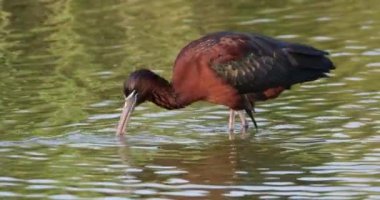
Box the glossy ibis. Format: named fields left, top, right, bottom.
left=116, top=32, right=334, bottom=135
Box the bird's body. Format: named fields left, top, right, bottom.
left=117, top=32, right=334, bottom=135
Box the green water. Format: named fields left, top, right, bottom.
left=1, top=0, right=380, bottom=199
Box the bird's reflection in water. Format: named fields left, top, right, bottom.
left=115, top=132, right=333, bottom=199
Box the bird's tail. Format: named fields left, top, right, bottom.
left=286, top=43, right=335, bottom=84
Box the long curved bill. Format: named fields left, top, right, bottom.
left=116, top=90, right=137, bottom=135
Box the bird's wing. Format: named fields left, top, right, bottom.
left=209, top=33, right=334, bottom=94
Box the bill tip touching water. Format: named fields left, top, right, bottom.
left=116, top=31, right=335, bottom=136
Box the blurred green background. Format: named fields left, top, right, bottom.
left=0, top=0, right=379, bottom=199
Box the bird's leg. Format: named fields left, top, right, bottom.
left=228, top=109, right=236, bottom=132
left=228, top=109, right=236, bottom=140
left=238, top=110, right=251, bottom=139
left=238, top=111, right=248, bottom=129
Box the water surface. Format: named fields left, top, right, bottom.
left=1, top=0, right=380, bottom=199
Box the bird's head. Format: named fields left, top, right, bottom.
left=116, top=69, right=160, bottom=135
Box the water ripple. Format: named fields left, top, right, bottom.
left=1, top=0, right=380, bottom=199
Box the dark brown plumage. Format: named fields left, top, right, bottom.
left=117, top=31, right=335, bottom=135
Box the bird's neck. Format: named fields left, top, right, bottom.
left=149, top=75, right=186, bottom=110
